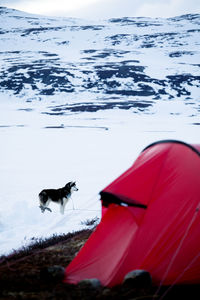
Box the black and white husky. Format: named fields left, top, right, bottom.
left=39, top=181, right=78, bottom=214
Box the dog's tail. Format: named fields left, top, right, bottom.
left=39, top=190, right=48, bottom=204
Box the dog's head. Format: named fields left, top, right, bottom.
left=65, top=181, right=78, bottom=192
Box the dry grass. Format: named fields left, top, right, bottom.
left=0, top=227, right=199, bottom=299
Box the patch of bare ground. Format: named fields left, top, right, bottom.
left=0, top=227, right=200, bottom=299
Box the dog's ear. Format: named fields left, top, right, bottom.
left=66, top=181, right=76, bottom=188
left=66, top=181, right=74, bottom=186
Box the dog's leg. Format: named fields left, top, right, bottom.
left=60, top=198, right=69, bottom=214
left=63, top=198, right=69, bottom=213
left=59, top=199, right=64, bottom=215
left=60, top=203, right=64, bottom=215
left=45, top=199, right=50, bottom=208
left=71, top=198, right=75, bottom=210
left=39, top=192, right=50, bottom=213
left=39, top=199, right=51, bottom=213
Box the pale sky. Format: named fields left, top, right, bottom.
left=1, top=0, right=200, bottom=19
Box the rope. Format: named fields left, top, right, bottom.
left=154, top=206, right=200, bottom=299
left=159, top=251, right=200, bottom=299
left=68, top=192, right=100, bottom=212
left=66, top=208, right=101, bottom=212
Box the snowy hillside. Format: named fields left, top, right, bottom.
left=0, top=7, right=200, bottom=107
left=0, top=7, right=199, bottom=255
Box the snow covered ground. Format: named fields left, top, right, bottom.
left=0, top=7, right=199, bottom=255
left=0, top=95, right=199, bottom=255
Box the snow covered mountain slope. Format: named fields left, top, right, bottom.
left=0, top=7, right=199, bottom=111
left=0, top=7, right=199, bottom=255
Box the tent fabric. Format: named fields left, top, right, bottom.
left=64, top=140, right=200, bottom=287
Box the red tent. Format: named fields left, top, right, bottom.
left=64, top=140, right=200, bottom=287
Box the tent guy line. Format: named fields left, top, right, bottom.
left=159, top=247, right=200, bottom=299
left=155, top=204, right=200, bottom=299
